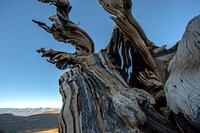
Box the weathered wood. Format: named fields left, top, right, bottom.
left=33, top=0, right=94, bottom=54
left=164, top=15, right=200, bottom=129
left=56, top=51, right=179, bottom=133
left=34, top=0, right=200, bottom=132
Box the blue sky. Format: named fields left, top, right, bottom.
left=0, top=0, right=199, bottom=108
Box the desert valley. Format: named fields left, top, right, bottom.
left=0, top=108, right=60, bottom=133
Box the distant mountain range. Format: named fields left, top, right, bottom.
left=0, top=109, right=60, bottom=133
left=0, top=108, right=60, bottom=116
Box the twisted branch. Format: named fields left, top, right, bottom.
left=33, top=0, right=94, bottom=54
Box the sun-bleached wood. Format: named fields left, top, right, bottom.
left=164, top=16, right=200, bottom=129
left=34, top=0, right=200, bottom=132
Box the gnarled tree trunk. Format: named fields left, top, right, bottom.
left=34, top=0, right=200, bottom=132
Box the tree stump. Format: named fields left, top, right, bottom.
left=34, top=0, right=200, bottom=132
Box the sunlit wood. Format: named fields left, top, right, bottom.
left=35, top=0, right=200, bottom=132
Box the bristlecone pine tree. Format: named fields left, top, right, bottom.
left=33, top=0, right=200, bottom=132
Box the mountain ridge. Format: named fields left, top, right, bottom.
left=0, top=108, right=60, bottom=116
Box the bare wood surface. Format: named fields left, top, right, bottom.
left=34, top=0, right=200, bottom=132
left=164, top=15, right=200, bottom=129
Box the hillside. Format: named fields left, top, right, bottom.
left=0, top=110, right=59, bottom=133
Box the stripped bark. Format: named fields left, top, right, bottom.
left=164, top=15, right=200, bottom=130
left=34, top=0, right=200, bottom=132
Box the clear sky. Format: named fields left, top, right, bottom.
left=0, top=0, right=199, bottom=108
